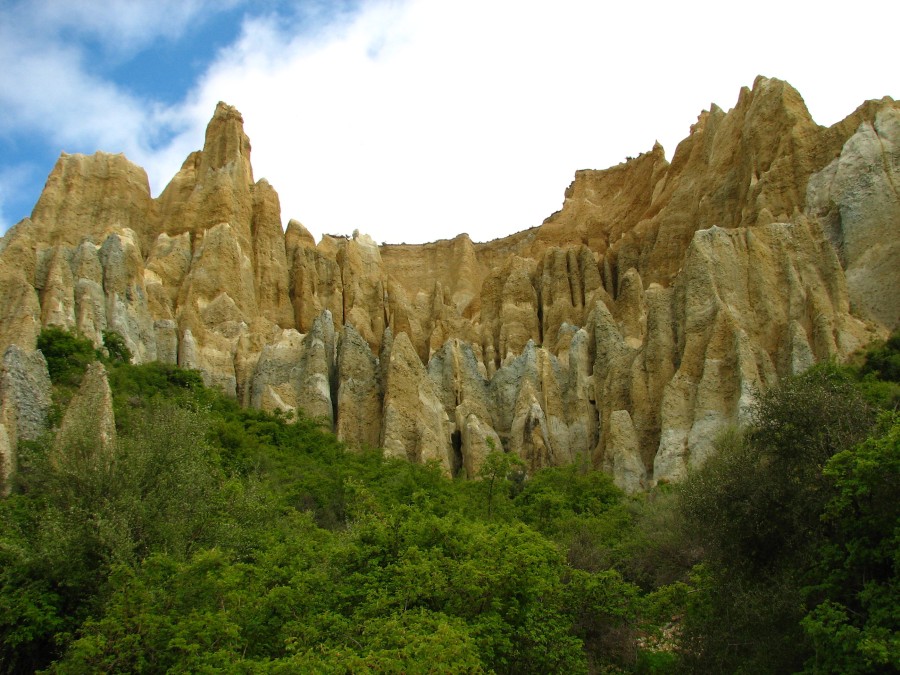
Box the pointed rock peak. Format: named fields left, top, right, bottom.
left=285, top=219, right=316, bottom=250
left=689, top=108, right=713, bottom=135
left=213, top=101, right=245, bottom=125
left=340, top=322, right=370, bottom=350
left=179, top=150, right=204, bottom=172
left=29, top=151, right=154, bottom=248
left=742, top=75, right=797, bottom=101
left=310, top=309, right=335, bottom=337
left=351, top=231, right=379, bottom=248
left=201, top=101, right=253, bottom=181
left=54, top=361, right=116, bottom=462
left=2, top=346, right=52, bottom=443
left=628, top=141, right=670, bottom=167
left=751, top=74, right=775, bottom=91
left=389, top=331, right=419, bottom=365
left=745, top=75, right=813, bottom=123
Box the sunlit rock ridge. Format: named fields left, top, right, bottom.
left=1, top=76, right=897, bottom=492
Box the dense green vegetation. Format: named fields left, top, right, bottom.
left=1, top=329, right=897, bottom=673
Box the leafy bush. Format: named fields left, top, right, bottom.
left=677, top=366, right=879, bottom=672
left=0, top=395, right=273, bottom=672
left=861, top=330, right=900, bottom=383
left=101, top=330, right=131, bottom=363
left=801, top=414, right=900, bottom=673
left=11, top=351, right=896, bottom=673
left=855, top=330, right=900, bottom=411
left=36, top=327, right=98, bottom=386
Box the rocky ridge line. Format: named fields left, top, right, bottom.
left=0, top=78, right=896, bottom=493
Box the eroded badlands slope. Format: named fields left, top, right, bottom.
left=0, top=76, right=896, bottom=491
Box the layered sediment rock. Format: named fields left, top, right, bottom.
left=381, top=331, right=453, bottom=472
left=0, top=346, right=52, bottom=495
left=54, top=361, right=116, bottom=462
left=806, top=106, right=900, bottom=328
left=1, top=77, right=896, bottom=488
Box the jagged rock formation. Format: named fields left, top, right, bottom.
left=806, top=106, right=900, bottom=328
left=0, top=77, right=896, bottom=489
left=54, top=361, right=116, bottom=463
left=0, top=346, right=52, bottom=495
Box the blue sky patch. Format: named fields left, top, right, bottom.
left=0, top=0, right=373, bottom=231
left=105, top=10, right=245, bottom=106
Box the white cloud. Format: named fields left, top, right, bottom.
left=0, top=0, right=375, bottom=231
left=0, top=33, right=149, bottom=150
left=0, top=0, right=237, bottom=165
left=171, top=0, right=897, bottom=243
left=1, top=0, right=897, bottom=244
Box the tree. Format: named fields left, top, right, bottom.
left=0, top=397, right=271, bottom=672
left=801, top=414, right=900, bottom=673
left=102, top=330, right=132, bottom=364
left=36, top=327, right=98, bottom=386
left=678, top=366, right=876, bottom=673
left=477, top=447, right=523, bottom=519
left=860, top=330, right=900, bottom=383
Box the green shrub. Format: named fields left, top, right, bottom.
left=31, top=350, right=900, bottom=673
left=102, top=331, right=131, bottom=364
left=861, top=330, right=900, bottom=383
left=801, top=414, right=900, bottom=673
left=36, top=327, right=98, bottom=386
left=677, top=366, right=878, bottom=672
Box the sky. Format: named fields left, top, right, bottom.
left=0, top=0, right=897, bottom=245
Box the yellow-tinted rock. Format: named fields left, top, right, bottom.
left=806, top=107, right=900, bottom=328
left=54, top=361, right=116, bottom=463
left=336, top=324, right=382, bottom=449
left=0, top=346, right=52, bottom=494
left=381, top=332, right=453, bottom=473
left=251, top=179, right=293, bottom=329
left=29, top=152, right=158, bottom=253
left=0, top=79, right=895, bottom=489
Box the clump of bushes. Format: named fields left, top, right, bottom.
left=102, top=330, right=132, bottom=364
left=36, top=327, right=98, bottom=386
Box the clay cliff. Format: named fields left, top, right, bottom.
left=1, top=77, right=896, bottom=492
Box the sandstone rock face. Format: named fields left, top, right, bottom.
left=250, top=328, right=305, bottom=413
left=336, top=324, right=382, bottom=448
left=72, top=241, right=108, bottom=346
left=0, top=224, right=42, bottom=351
left=499, top=78, right=894, bottom=294
left=0, top=346, right=52, bottom=495
left=0, top=424, right=12, bottom=498
left=251, top=180, right=294, bottom=329
left=100, top=230, right=158, bottom=362
left=28, top=151, right=158, bottom=253
left=652, top=219, right=869, bottom=483
left=1, top=346, right=52, bottom=444
left=381, top=332, right=453, bottom=472
left=1, top=79, right=896, bottom=487
left=606, top=410, right=646, bottom=494
left=249, top=310, right=336, bottom=422
left=806, top=106, right=900, bottom=328
left=54, top=361, right=116, bottom=462
left=428, top=338, right=496, bottom=477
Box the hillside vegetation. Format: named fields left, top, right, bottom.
left=0, top=330, right=897, bottom=673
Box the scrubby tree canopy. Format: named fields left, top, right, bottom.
left=0, top=328, right=897, bottom=673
